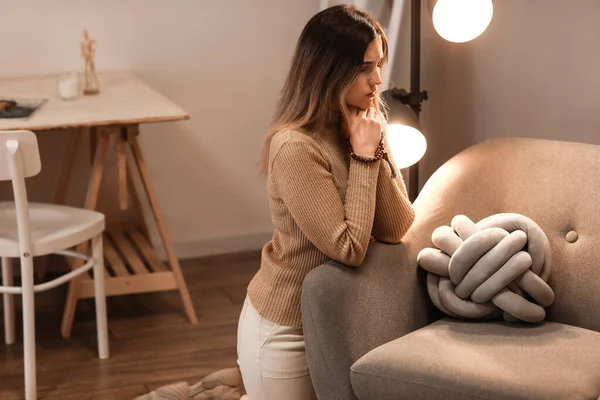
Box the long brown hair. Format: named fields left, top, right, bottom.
left=259, top=4, right=389, bottom=176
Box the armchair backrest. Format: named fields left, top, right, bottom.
left=406, top=137, right=600, bottom=332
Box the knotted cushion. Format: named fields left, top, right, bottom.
left=417, top=213, right=555, bottom=323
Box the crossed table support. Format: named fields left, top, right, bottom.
left=56, top=124, right=198, bottom=338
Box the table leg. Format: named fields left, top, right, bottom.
left=117, top=127, right=128, bottom=210
left=127, top=126, right=198, bottom=324
left=126, top=158, right=150, bottom=240
left=60, top=128, right=110, bottom=338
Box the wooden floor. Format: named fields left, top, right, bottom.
left=0, top=250, right=261, bottom=400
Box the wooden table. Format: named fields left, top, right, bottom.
left=0, top=71, right=198, bottom=338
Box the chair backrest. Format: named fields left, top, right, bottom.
left=407, top=137, right=600, bottom=333
left=0, top=130, right=41, bottom=182
left=0, top=130, right=41, bottom=254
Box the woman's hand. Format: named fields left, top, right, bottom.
left=348, top=106, right=381, bottom=158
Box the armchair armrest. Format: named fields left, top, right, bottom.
left=301, top=240, right=439, bottom=400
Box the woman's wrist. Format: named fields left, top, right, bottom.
left=347, top=137, right=385, bottom=162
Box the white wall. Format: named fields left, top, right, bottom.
left=416, top=0, right=600, bottom=188
left=0, top=0, right=319, bottom=258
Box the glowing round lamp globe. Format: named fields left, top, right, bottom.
left=431, top=0, right=493, bottom=43
left=386, top=124, right=427, bottom=170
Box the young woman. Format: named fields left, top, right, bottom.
left=237, top=4, right=415, bottom=400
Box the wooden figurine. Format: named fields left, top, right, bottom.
left=81, top=30, right=100, bottom=95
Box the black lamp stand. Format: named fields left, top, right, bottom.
left=388, top=0, right=429, bottom=202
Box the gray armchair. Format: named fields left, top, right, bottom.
left=302, top=137, right=600, bottom=400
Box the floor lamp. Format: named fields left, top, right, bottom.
left=383, top=0, right=494, bottom=202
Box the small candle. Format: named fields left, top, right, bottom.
left=57, top=72, right=80, bottom=100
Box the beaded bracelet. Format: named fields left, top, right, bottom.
left=346, top=137, right=397, bottom=178
left=346, top=137, right=385, bottom=162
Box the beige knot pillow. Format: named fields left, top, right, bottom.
left=417, top=213, right=555, bottom=323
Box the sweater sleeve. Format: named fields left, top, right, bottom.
left=371, top=141, right=416, bottom=244
left=271, top=139, right=380, bottom=267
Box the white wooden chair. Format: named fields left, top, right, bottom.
left=0, top=130, right=109, bottom=400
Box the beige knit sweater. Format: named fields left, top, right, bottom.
left=247, top=125, right=415, bottom=327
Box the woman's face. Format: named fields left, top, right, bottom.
left=345, top=36, right=385, bottom=111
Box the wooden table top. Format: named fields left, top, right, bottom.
left=0, top=71, right=189, bottom=131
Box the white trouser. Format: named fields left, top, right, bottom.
left=237, top=295, right=318, bottom=400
